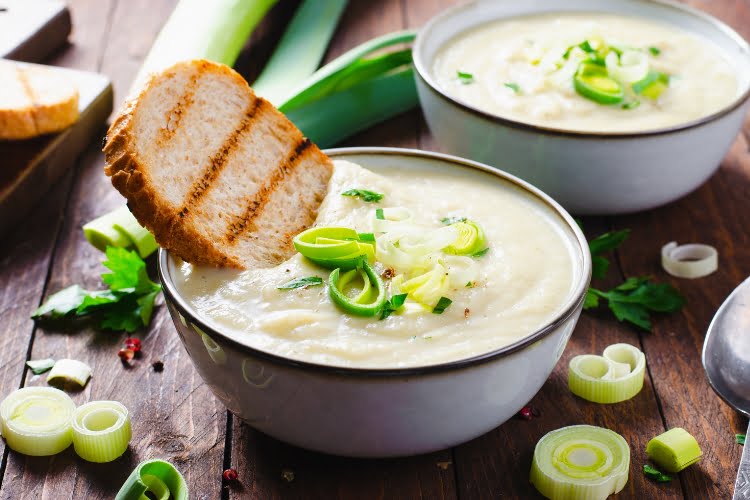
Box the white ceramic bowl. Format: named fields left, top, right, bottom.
left=158, top=148, right=591, bottom=457
left=414, top=0, right=750, bottom=215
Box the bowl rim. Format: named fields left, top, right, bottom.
left=412, top=0, right=750, bottom=139
left=158, top=147, right=592, bottom=377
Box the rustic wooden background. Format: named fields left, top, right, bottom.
left=1, top=0, right=748, bottom=498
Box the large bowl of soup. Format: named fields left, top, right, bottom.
left=413, top=0, right=750, bottom=214
left=158, top=148, right=591, bottom=457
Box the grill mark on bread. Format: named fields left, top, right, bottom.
left=225, top=137, right=313, bottom=242
left=156, top=74, right=199, bottom=143
left=177, top=97, right=264, bottom=219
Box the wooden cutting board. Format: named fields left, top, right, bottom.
left=0, top=1, right=113, bottom=235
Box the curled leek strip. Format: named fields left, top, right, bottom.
left=0, top=387, right=75, bottom=456
left=661, top=241, right=718, bottom=279
left=442, top=256, right=480, bottom=289
left=329, top=262, right=385, bottom=316
left=293, top=226, right=373, bottom=270
left=400, top=263, right=450, bottom=308
left=72, top=401, right=131, bottom=463
left=568, top=343, right=645, bottom=403
left=530, top=425, right=630, bottom=500
left=47, top=359, right=92, bottom=388
left=115, top=459, right=188, bottom=500
left=372, top=207, right=414, bottom=233
left=604, top=50, right=648, bottom=85
left=646, top=428, right=702, bottom=472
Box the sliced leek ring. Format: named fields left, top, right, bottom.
left=47, top=359, right=92, bottom=388
left=0, top=387, right=75, bottom=456
left=569, top=343, right=645, bottom=403
left=115, top=459, right=188, bottom=500
left=72, top=400, right=131, bottom=463
left=646, top=427, right=702, bottom=472
left=661, top=241, right=717, bottom=279
left=530, top=425, right=630, bottom=500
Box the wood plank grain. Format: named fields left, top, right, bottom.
left=228, top=2, right=456, bottom=499
left=0, top=0, right=225, bottom=498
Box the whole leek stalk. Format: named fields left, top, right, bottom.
left=129, top=0, right=278, bottom=95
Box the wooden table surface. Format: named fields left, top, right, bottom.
left=2, top=0, right=749, bottom=498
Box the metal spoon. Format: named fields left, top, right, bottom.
left=703, top=276, right=750, bottom=499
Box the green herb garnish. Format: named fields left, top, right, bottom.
left=471, top=248, right=490, bottom=258
left=432, top=297, right=453, bottom=314
left=441, top=216, right=467, bottom=225
left=342, top=189, right=384, bottom=203
left=457, top=70, right=474, bottom=84
left=648, top=47, right=661, bottom=56
left=32, top=247, right=161, bottom=332
left=585, top=229, right=684, bottom=331
left=737, top=434, right=746, bottom=445
left=26, top=358, right=56, bottom=375
left=632, top=70, right=670, bottom=99
left=643, top=464, right=672, bottom=482
left=466, top=281, right=475, bottom=288
left=621, top=100, right=641, bottom=110
left=380, top=293, right=408, bottom=320
left=375, top=208, right=385, bottom=220
left=277, top=276, right=323, bottom=290
left=357, top=232, right=375, bottom=242
left=504, top=82, right=521, bottom=94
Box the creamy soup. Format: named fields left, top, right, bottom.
left=432, top=13, right=738, bottom=133
left=172, top=160, right=580, bottom=368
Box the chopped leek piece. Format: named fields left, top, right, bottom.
left=328, top=262, right=386, bottom=317
left=400, top=265, right=449, bottom=308
left=441, top=216, right=466, bottom=225
left=251, top=0, right=348, bottom=105
left=530, top=425, right=630, bottom=500
left=649, top=47, right=661, bottom=56
left=605, top=50, right=648, bottom=85
left=457, top=70, right=474, bottom=83
left=574, top=62, right=624, bottom=105
left=432, top=297, right=452, bottom=314
left=358, top=232, right=375, bottom=242
left=47, top=359, right=92, bottom=388
left=375, top=208, right=385, bottom=220
left=0, top=387, right=75, bottom=456
left=341, top=189, right=384, bottom=203
left=26, top=358, right=55, bottom=375
left=632, top=70, right=669, bottom=99
left=83, top=206, right=158, bottom=258
left=621, top=100, right=640, bottom=110
left=661, top=241, right=718, bottom=279
left=568, top=343, right=645, bottom=403
left=277, top=276, right=323, bottom=290
left=737, top=434, right=746, bottom=445
left=293, top=227, right=373, bottom=270
left=643, top=464, right=672, bottom=482
left=372, top=207, right=413, bottom=233
left=646, top=428, right=702, bottom=472
left=72, top=401, right=131, bottom=463
left=471, top=248, right=490, bottom=258
left=444, top=220, right=487, bottom=256
left=116, top=459, right=188, bottom=500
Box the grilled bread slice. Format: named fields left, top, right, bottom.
left=0, top=61, right=79, bottom=140
left=103, top=60, right=333, bottom=269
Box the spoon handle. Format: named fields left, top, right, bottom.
left=734, top=421, right=750, bottom=499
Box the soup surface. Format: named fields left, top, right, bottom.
left=172, top=160, right=580, bottom=368
left=432, top=13, right=738, bottom=132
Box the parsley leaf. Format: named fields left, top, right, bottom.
left=643, top=464, right=672, bottom=482
left=737, top=434, right=746, bottom=445
left=32, top=247, right=161, bottom=332
left=589, top=229, right=631, bottom=257
left=457, top=70, right=474, bottom=83
left=433, top=297, right=453, bottom=314
left=504, top=82, right=521, bottom=93
left=341, top=189, right=384, bottom=203
left=471, top=248, right=490, bottom=258
left=622, top=100, right=641, bottom=110
left=277, top=277, right=324, bottom=290
left=380, top=293, right=408, bottom=320
left=649, top=46, right=661, bottom=56
left=441, top=216, right=467, bottom=225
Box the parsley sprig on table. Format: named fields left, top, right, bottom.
left=584, top=229, right=685, bottom=331
left=32, top=246, right=161, bottom=332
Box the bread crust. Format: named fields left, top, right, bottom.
left=103, top=60, right=333, bottom=269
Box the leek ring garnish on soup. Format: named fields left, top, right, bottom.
left=568, top=343, right=646, bottom=404
left=293, top=226, right=375, bottom=270
left=444, top=220, right=486, bottom=256
left=530, top=425, right=630, bottom=500
left=329, top=262, right=386, bottom=316
left=574, top=62, right=625, bottom=105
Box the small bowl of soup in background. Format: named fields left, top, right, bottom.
left=158, top=148, right=591, bottom=457
left=413, top=0, right=750, bottom=214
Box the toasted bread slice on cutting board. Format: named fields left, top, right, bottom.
left=0, top=61, right=79, bottom=140
left=103, top=59, right=333, bottom=269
